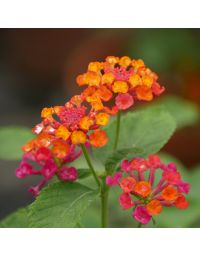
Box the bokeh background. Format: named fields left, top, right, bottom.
left=0, top=28, right=200, bottom=227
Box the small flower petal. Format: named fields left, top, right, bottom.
left=89, top=130, right=108, bottom=148
left=133, top=206, right=151, bottom=225
left=115, top=93, right=134, bottom=110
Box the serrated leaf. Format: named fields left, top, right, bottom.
left=29, top=182, right=98, bottom=227
left=155, top=95, right=200, bottom=129
left=0, top=207, right=29, bottom=228
left=93, top=106, right=176, bottom=164
left=105, top=147, right=144, bottom=174
left=0, top=126, right=35, bottom=160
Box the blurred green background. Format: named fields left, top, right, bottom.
left=0, top=29, right=200, bottom=227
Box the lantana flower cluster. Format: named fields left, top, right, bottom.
left=16, top=94, right=109, bottom=196
left=106, top=155, right=190, bottom=225
left=76, top=56, right=165, bottom=111
left=16, top=56, right=165, bottom=196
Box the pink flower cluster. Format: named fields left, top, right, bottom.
left=16, top=145, right=80, bottom=196
left=106, top=154, right=190, bottom=225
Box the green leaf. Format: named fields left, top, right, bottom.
left=0, top=126, right=35, bottom=160
left=156, top=200, right=200, bottom=228
left=105, top=147, right=144, bottom=174
left=77, top=168, right=92, bottom=179
left=0, top=207, right=29, bottom=228
left=93, top=106, right=176, bottom=164
left=155, top=95, right=199, bottom=129
left=187, top=166, right=200, bottom=202
left=29, top=182, right=98, bottom=227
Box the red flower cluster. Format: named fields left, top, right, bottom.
left=16, top=145, right=80, bottom=196
left=16, top=56, right=165, bottom=196
left=106, top=155, right=190, bottom=225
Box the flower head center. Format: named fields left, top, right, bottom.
left=105, top=67, right=133, bottom=81
left=59, top=106, right=86, bottom=130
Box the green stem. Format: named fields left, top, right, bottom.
left=100, top=110, right=121, bottom=227
left=113, top=110, right=121, bottom=151
left=81, top=145, right=109, bottom=228
left=138, top=222, right=142, bottom=228
left=101, top=179, right=109, bottom=228
left=81, top=144, right=101, bottom=188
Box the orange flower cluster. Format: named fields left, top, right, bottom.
left=17, top=92, right=109, bottom=195
left=76, top=56, right=165, bottom=111
left=18, top=75, right=111, bottom=196
left=23, top=98, right=109, bottom=157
